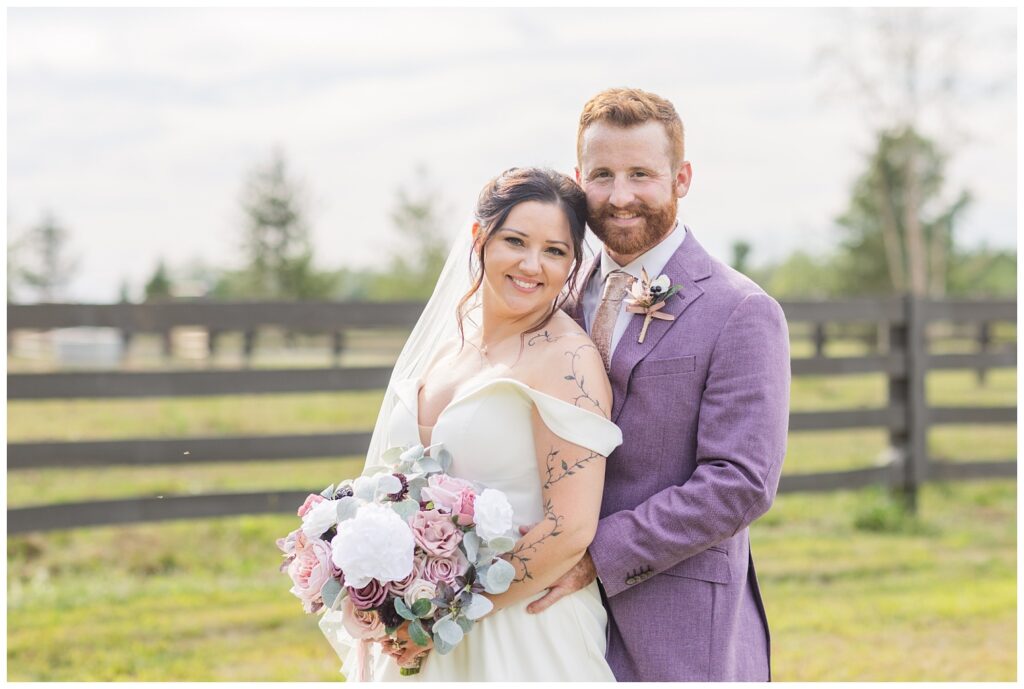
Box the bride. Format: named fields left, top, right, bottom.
left=336, top=167, right=621, bottom=681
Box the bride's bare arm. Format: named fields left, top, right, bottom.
left=484, top=338, right=611, bottom=612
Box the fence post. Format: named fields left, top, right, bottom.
left=813, top=323, right=827, bottom=357
left=332, top=331, right=346, bottom=367
left=888, top=296, right=928, bottom=513
left=119, top=328, right=134, bottom=366
left=243, top=330, right=256, bottom=368
left=976, top=321, right=991, bottom=385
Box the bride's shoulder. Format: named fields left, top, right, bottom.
left=519, top=312, right=610, bottom=417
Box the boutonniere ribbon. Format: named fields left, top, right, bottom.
left=624, top=268, right=684, bottom=344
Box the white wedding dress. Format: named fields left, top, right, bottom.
left=343, top=374, right=622, bottom=682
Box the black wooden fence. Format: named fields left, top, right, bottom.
left=7, top=298, right=1016, bottom=533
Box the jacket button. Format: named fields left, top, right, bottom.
left=625, top=576, right=638, bottom=585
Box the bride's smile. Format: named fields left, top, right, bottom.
left=479, top=200, right=575, bottom=322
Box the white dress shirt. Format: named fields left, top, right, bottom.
left=582, top=222, right=687, bottom=357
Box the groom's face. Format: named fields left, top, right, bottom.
left=576, top=121, right=692, bottom=265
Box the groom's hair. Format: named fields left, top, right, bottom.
left=577, top=88, right=685, bottom=169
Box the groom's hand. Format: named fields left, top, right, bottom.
left=526, top=550, right=598, bottom=615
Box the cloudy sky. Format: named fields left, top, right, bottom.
left=8, top=7, right=1016, bottom=301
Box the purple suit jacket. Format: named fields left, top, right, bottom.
left=569, top=228, right=790, bottom=682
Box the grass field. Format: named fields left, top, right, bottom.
left=6, top=345, right=1017, bottom=681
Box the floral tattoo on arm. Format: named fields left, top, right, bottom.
left=509, top=498, right=565, bottom=583
left=543, top=447, right=599, bottom=489
left=562, top=344, right=607, bottom=417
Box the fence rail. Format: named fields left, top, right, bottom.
left=7, top=297, right=1016, bottom=533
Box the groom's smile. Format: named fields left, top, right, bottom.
left=576, top=120, right=692, bottom=266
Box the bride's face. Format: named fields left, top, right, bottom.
left=480, top=200, right=575, bottom=319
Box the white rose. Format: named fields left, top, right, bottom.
left=301, top=498, right=339, bottom=539
left=651, top=274, right=671, bottom=292
left=473, top=489, right=514, bottom=541
left=402, top=578, right=438, bottom=616
left=331, top=503, right=415, bottom=588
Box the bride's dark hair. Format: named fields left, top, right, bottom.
left=456, top=167, right=589, bottom=345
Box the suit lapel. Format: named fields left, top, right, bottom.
left=609, top=231, right=713, bottom=422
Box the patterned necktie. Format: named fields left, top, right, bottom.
left=591, top=270, right=635, bottom=370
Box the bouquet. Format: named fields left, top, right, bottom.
left=276, top=443, right=518, bottom=677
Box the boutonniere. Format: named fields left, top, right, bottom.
left=624, top=268, right=684, bottom=344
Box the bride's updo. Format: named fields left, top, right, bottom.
left=457, top=167, right=589, bottom=341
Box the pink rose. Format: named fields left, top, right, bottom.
left=421, top=551, right=470, bottom=587
left=347, top=579, right=388, bottom=610
left=297, top=493, right=325, bottom=517
left=287, top=537, right=338, bottom=613
left=421, top=474, right=474, bottom=512
left=341, top=596, right=386, bottom=640
left=451, top=487, right=476, bottom=526
left=410, top=509, right=462, bottom=557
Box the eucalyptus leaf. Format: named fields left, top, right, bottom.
left=484, top=558, right=515, bottom=594
left=400, top=444, right=425, bottom=463
left=319, top=484, right=336, bottom=499
left=336, top=496, right=360, bottom=523
left=463, top=593, right=493, bottom=620
left=434, top=617, right=464, bottom=646
left=462, top=531, right=481, bottom=563
left=436, top=447, right=453, bottom=472
left=487, top=536, right=515, bottom=554
left=393, top=597, right=417, bottom=622
left=391, top=499, right=420, bottom=523
left=320, top=578, right=342, bottom=609
left=411, top=598, right=433, bottom=618
left=409, top=618, right=431, bottom=647
left=434, top=634, right=454, bottom=656
left=475, top=547, right=497, bottom=564
left=456, top=616, right=473, bottom=633
left=353, top=474, right=379, bottom=501
left=406, top=476, right=428, bottom=501
left=376, top=474, right=402, bottom=496
left=381, top=446, right=405, bottom=466
left=416, top=457, right=442, bottom=474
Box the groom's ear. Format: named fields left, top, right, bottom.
left=674, top=161, right=693, bottom=199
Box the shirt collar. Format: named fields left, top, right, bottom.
left=599, top=221, right=686, bottom=283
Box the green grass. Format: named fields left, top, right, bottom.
left=7, top=482, right=1015, bottom=681
left=755, top=481, right=1016, bottom=681
left=6, top=347, right=1016, bottom=680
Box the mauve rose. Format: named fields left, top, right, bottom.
left=287, top=537, right=337, bottom=613
left=421, top=550, right=470, bottom=586
left=297, top=493, right=325, bottom=518
left=341, top=596, right=386, bottom=640
left=411, top=509, right=462, bottom=557
left=387, top=555, right=425, bottom=596
left=451, top=487, right=476, bottom=526
left=421, top=474, right=474, bottom=512
left=348, top=579, right=388, bottom=610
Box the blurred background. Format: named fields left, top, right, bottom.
left=6, top=7, right=1016, bottom=681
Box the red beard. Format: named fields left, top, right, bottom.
left=587, top=197, right=678, bottom=258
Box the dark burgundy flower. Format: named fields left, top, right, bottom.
left=377, top=599, right=404, bottom=630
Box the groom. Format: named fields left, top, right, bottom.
left=527, top=88, right=791, bottom=681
